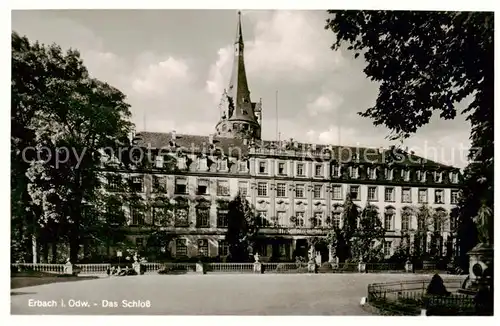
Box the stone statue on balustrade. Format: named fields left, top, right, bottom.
left=308, top=245, right=316, bottom=264
left=254, top=252, right=260, bottom=263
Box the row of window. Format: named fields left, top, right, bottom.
left=172, top=239, right=231, bottom=258
left=138, top=238, right=227, bottom=257
left=140, top=237, right=450, bottom=258
left=140, top=154, right=461, bottom=184
left=113, top=177, right=459, bottom=205
left=130, top=205, right=450, bottom=232
left=255, top=208, right=449, bottom=231
left=256, top=162, right=458, bottom=184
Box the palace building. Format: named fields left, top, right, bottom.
left=111, top=12, right=461, bottom=262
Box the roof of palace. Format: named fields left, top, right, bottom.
left=133, top=131, right=455, bottom=170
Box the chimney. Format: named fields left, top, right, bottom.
left=312, top=143, right=317, bottom=151
left=378, top=147, right=384, bottom=154
left=243, top=138, right=248, bottom=145
left=293, top=140, right=298, bottom=148
left=171, top=130, right=176, bottom=140
left=209, top=134, right=214, bottom=145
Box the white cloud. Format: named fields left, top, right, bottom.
left=206, top=45, right=232, bottom=103
left=206, top=10, right=345, bottom=100
left=307, top=93, right=343, bottom=117
left=245, top=11, right=343, bottom=80
left=131, top=57, right=190, bottom=96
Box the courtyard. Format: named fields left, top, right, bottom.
left=10, top=273, right=459, bottom=315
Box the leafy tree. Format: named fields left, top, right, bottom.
left=350, top=203, right=386, bottom=262
left=325, top=11, right=493, bottom=269
left=225, top=193, right=260, bottom=262
left=413, top=204, right=432, bottom=259
left=11, top=32, right=132, bottom=262
left=326, top=194, right=359, bottom=262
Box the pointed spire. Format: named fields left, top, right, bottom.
left=215, top=11, right=262, bottom=140
left=236, top=11, right=243, bottom=46
left=225, top=10, right=255, bottom=122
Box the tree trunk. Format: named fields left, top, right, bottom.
left=51, top=241, right=57, bottom=263
left=106, top=238, right=111, bottom=260
left=31, top=234, right=37, bottom=264
left=42, top=240, right=49, bottom=263
left=69, top=237, right=79, bottom=263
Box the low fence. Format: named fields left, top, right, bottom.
left=263, top=262, right=308, bottom=273
left=12, top=263, right=66, bottom=274
left=367, top=277, right=476, bottom=315
left=75, top=264, right=111, bottom=275
left=207, top=263, right=254, bottom=273
left=10, top=261, right=452, bottom=276
left=143, top=262, right=163, bottom=274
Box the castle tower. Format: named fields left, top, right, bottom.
left=215, top=11, right=262, bottom=140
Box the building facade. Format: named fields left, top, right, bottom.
left=109, top=12, right=461, bottom=262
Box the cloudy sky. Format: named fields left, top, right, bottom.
left=11, top=9, right=472, bottom=168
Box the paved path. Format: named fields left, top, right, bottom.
left=11, top=273, right=444, bottom=315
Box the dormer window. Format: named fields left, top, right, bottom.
left=367, top=167, right=377, bottom=180
left=177, top=156, right=187, bottom=170
left=449, top=171, right=459, bottom=183
left=385, top=168, right=394, bottom=180
left=434, top=171, right=443, bottom=183
left=198, top=157, right=208, bottom=171
left=155, top=155, right=164, bottom=168
left=417, top=170, right=427, bottom=182
left=332, top=164, right=341, bottom=178
left=217, top=158, right=228, bottom=171
left=238, top=161, right=247, bottom=172
left=401, top=169, right=410, bottom=182
left=348, top=166, right=359, bottom=179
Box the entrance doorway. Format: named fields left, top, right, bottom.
left=294, top=239, right=308, bottom=260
